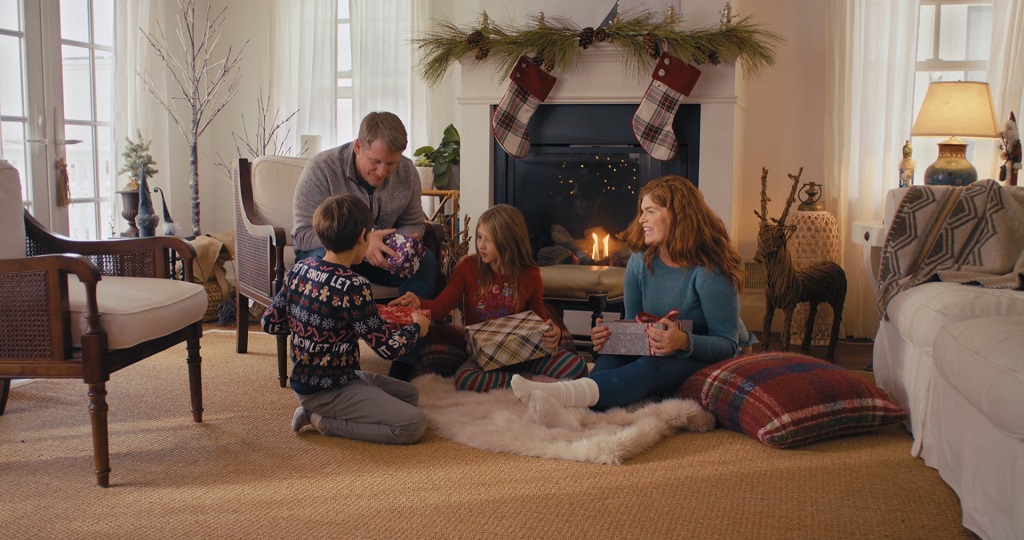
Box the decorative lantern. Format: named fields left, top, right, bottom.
left=788, top=182, right=844, bottom=346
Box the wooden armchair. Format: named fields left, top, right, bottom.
left=0, top=160, right=207, bottom=487
left=234, top=157, right=445, bottom=387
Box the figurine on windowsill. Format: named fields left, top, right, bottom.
left=1000, top=112, right=1021, bottom=187
left=899, top=139, right=915, bottom=188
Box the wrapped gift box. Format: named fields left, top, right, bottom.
left=598, top=318, right=693, bottom=356
left=467, top=311, right=550, bottom=371
left=376, top=305, right=431, bottom=327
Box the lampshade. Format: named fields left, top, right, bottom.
left=910, top=81, right=999, bottom=186
left=911, top=81, right=1000, bottom=138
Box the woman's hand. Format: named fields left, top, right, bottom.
left=389, top=292, right=421, bottom=308
left=590, top=317, right=610, bottom=352
left=646, top=319, right=690, bottom=356
left=541, top=319, right=560, bottom=353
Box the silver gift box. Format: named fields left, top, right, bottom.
left=597, top=319, right=693, bottom=356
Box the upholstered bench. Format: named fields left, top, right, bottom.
left=539, top=265, right=626, bottom=336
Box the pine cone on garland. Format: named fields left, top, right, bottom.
left=641, top=34, right=660, bottom=59
left=578, top=27, right=595, bottom=49
left=542, top=58, right=556, bottom=73
left=466, top=30, right=486, bottom=47
left=475, top=46, right=490, bottom=60
left=593, top=27, right=608, bottom=43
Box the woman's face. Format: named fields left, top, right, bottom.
left=638, top=194, right=670, bottom=247
left=476, top=224, right=499, bottom=266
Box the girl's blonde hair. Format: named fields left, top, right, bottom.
left=627, top=176, right=745, bottom=291
left=475, top=204, right=536, bottom=290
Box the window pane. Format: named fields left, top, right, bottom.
left=62, top=44, right=93, bottom=120
left=96, top=124, right=113, bottom=195
left=338, top=0, right=349, bottom=19
left=0, top=34, right=25, bottom=116
left=95, top=48, right=112, bottom=121
left=100, top=199, right=115, bottom=238
left=93, top=0, right=113, bottom=47
left=0, top=0, right=19, bottom=30
left=60, top=0, right=89, bottom=42
left=338, top=23, right=351, bottom=72
left=65, top=124, right=96, bottom=198
left=1, top=121, right=27, bottom=198
left=68, top=201, right=98, bottom=240
left=917, top=5, right=935, bottom=61
left=337, top=97, right=353, bottom=143
left=938, top=5, right=969, bottom=61
left=965, top=6, right=992, bottom=61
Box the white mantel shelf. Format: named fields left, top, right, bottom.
left=457, top=44, right=747, bottom=240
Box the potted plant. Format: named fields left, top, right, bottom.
left=115, top=130, right=159, bottom=237
left=414, top=124, right=460, bottom=190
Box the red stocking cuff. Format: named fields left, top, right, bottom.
left=651, top=52, right=701, bottom=96
left=509, top=56, right=557, bottom=101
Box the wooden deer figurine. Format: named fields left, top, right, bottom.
left=754, top=167, right=847, bottom=360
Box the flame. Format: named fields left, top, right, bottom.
left=590, top=232, right=610, bottom=260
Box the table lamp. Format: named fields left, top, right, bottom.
left=910, top=81, right=1000, bottom=186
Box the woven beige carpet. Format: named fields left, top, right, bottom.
left=0, top=330, right=977, bottom=539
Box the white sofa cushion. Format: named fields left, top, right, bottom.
left=69, top=276, right=207, bottom=349
left=934, top=316, right=1024, bottom=440
left=0, top=160, right=26, bottom=259
left=886, top=282, right=1024, bottom=352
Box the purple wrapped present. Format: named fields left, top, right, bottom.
left=467, top=311, right=550, bottom=371
left=598, top=310, right=693, bottom=357
left=384, top=232, right=426, bottom=278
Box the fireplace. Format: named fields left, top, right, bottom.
left=493, top=103, right=700, bottom=266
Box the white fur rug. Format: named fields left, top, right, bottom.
left=412, top=374, right=715, bottom=465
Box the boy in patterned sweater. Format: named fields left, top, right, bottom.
left=262, top=194, right=430, bottom=444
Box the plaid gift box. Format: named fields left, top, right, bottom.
left=467, top=311, right=550, bottom=371
left=598, top=310, right=693, bottom=357
left=376, top=305, right=431, bottom=327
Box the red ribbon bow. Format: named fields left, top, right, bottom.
left=635, top=308, right=679, bottom=324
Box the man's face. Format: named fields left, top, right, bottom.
left=354, top=139, right=402, bottom=187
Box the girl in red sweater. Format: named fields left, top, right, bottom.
left=389, top=204, right=587, bottom=392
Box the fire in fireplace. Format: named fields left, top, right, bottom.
left=493, top=103, right=700, bottom=267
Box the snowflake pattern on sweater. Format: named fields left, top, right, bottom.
left=261, top=256, right=420, bottom=395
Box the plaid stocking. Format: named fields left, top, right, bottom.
left=632, top=52, right=701, bottom=161
left=491, top=56, right=558, bottom=158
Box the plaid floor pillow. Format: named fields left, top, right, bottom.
left=678, top=352, right=907, bottom=448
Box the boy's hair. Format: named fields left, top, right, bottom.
left=313, top=194, right=373, bottom=253
left=358, top=111, right=408, bottom=152
left=475, top=204, right=536, bottom=290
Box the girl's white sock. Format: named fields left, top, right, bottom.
left=510, top=374, right=599, bottom=407
left=525, top=391, right=587, bottom=431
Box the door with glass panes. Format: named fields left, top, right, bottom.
left=0, top=0, right=113, bottom=239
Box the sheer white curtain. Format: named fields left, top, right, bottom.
left=350, top=0, right=425, bottom=151
left=270, top=0, right=337, bottom=150
left=825, top=0, right=920, bottom=338
left=989, top=0, right=1024, bottom=121
left=112, top=0, right=166, bottom=180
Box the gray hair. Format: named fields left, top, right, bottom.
left=358, top=111, right=408, bottom=152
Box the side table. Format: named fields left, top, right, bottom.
left=851, top=220, right=885, bottom=290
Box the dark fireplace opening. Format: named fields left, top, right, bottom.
left=493, top=103, right=699, bottom=267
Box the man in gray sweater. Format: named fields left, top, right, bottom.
left=292, top=111, right=437, bottom=299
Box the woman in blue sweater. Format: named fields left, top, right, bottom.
left=511, top=176, right=756, bottom=428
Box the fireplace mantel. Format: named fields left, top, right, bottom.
left=456, top=45, right=746, bottom=239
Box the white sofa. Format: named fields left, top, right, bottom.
left=872, top=185, right=1024, bottom=540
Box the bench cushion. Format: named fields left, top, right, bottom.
left=540, top=265, right=625, bottom=302
left=934, top=316, right=1024, bottom=440
left=69, top=276, right=207, bottom=349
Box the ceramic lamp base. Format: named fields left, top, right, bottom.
left=923, top=139, right=978, bottom=186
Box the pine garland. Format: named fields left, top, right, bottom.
left=414, top=10, right=784, bottom=86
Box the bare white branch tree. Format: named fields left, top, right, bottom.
left=139, top=0, right=248, bottom=236
left=213, top=86, right=304, bottom=184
